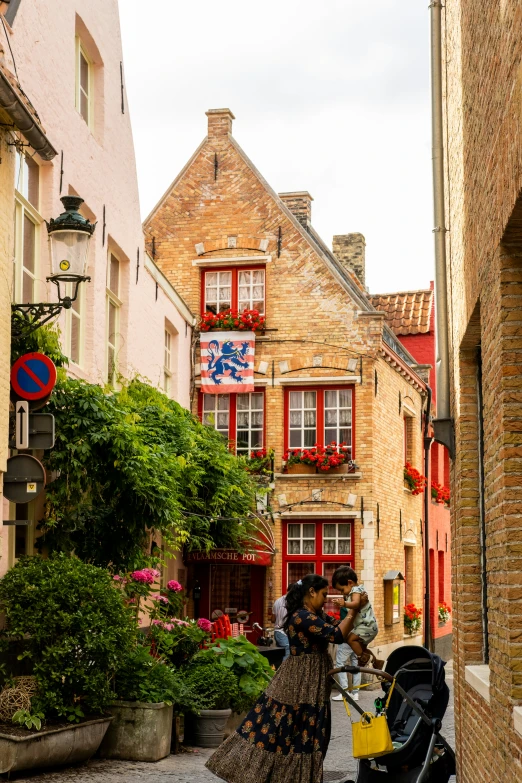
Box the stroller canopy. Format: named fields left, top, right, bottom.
left=385, top=645, right=447, bottom=693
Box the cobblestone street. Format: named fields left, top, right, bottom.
left=9, top=663, right=455, bottom=783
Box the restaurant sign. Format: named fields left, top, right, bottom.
left=185, top=548, right=273, bottom=567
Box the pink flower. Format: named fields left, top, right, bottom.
left=167, top=580, right=183, bottom=593
left=172, top=618, right=189, bottom=626
left=131, top=569, right=155, bottom=584
left=113, top=575, right=122, bottom=581
left=151, top=619, right=162, bottom=626
left=197, top=618, right=212, bottom=632
left=151, top=593, right=169, bottom=604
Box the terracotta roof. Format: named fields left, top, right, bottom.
left=369, top=289, right=433, bottom=335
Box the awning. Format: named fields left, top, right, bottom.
left=383, top=570, right=405, bottom=581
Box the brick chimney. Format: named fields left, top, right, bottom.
left=332, top=233, right=366, bottom=287
left=206, top=108, right=235, bottom=138
left=279, top=192, right=313, bottom=227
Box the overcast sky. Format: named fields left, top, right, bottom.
left=119, top=1, right=433, bottom=295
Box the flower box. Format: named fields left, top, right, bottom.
left=286, top=463, right=316, bottom=474
left=98, top=700, right=173, bottom=762
left=0, top=716, right=113, bottom=775
left=323, top=463, right=349, bottom=475
left=200, top=309, right=265, bottom=333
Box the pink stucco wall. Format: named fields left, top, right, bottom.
left=4, top=0, right=192, bottom=403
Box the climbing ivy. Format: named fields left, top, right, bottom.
left=39, top=377, right=259, bottom=569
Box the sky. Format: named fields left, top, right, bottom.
left=119, top=0, right=433, bottom=295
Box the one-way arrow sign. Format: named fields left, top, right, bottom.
left=15, top=400, right=29, bottom=450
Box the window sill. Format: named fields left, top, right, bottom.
left=465, top=664, right=490, bottom=703
left=514, top=707, right=522, bottom=738
left=275, top=472, right=362, bottom=480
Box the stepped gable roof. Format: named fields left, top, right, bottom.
left=369, top=289, right=433, bottom=335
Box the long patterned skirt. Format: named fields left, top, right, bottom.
left=206, top=651, right=333, bottom=783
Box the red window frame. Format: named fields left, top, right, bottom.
left=200, top=265, right=266, bottom=315
left=281, top=520, right=355, bottom=594
left=283, top=385, right=356, bottom=456
left=198, top=390, right=266, bottom=454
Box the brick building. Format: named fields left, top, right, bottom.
left=441, top=0, right=522, bottom=779
left=145, top=108, right=431, bottom=658
left=0, top=0, right=194, bottom=576
left=370, top=285, right=452, bottom=658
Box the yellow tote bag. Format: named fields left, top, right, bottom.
left=350, top=681, right=395, bottom=760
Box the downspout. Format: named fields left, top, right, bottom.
left=430, top=1, right=455, bottom=458
left=423, top=386, right=433, bottom=652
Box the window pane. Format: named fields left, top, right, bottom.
left=304, top=429, right=316, bottom=447
left=217, top=412, right=229, bottom=428
left=217, top=395, right=229, bottom=411
left=80, top=51, right=89, bottom=93
left=250, top=430, right=262, bottom=448
left=338, top=524, right=350, bottom=537
left=304, top=410, right=316, bottom=426
left=323, top=540, right=336, bottom=555
left=220, top=272, right=232, bottom=285
left=339, top=410, right=352, bottom=426
left=289, top=391, right=302, bottom=408
left=325, top=390, right=337, bottom=408
left=107, top=345, right=115, bottom=380
left=288, top=563, right=315, bottom=585
left=325, top=410, right=338, bottom=425
left=206, top=272, right=217, bottom=286
left=110, top=255, right=119, bottom=295
left=23, top=214, right=35, bottom=273
left=238, top=270, right=251, bottom=285
left=339, top=428, right=351, bottom=443
left=80, top=91, right=89, bottom=122
left=289, top=431, right=301, bottom=448
left=339, top=389, right=351, bottom=408
left=304, top=392, right=316, bottom=408
left=108, top=301, right=117, bottom=341
left=22, top=271, right=33, bottom=302
left=237, top=412, right=249, bottom=428
left=339, top=540, right=351, bottom=554
left=236, top=431, right=249, bottom=450
left=203, top=395, right=215, bottom=411
left=237, top=394, right=249, bottom=411
left=203, top=412, right=215, bottom=426
left=302, top=540, right=315, bottom=554
left=288, top=541, right=301, bottom=555
left=251, top=394, right=263, bottom=410
left=290, top=411, right=302, bottom=427
left=288, top=524, right=300, bottom=539
left=26, top=156, right=39, bottom=208
left=325, top=429, right=337, bottom=444
left=251, top=411, right=263, bottom=427
left=303, top=524, right=315, bottom=538
left=324, top=524, right=336, bottom=539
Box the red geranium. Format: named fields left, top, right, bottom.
left=404, top=463, right=428, bottom=495
left=200, top=308, right=265, bottom=332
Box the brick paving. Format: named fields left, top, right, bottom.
left=9, top=663, right=455, bottom=783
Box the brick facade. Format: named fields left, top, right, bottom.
left=145, top=109, right=429, bottom=657
left=443, top=1, right=522, bottom=778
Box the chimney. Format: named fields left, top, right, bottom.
left=279, top=191, right=313, bottom=227
left=332, top=233, right=366, bottom=287
left=206, top=108, right=235, bottom=138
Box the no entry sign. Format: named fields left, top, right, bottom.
left=11, top=352, right=57, bottom=401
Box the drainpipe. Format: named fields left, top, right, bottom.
left=430, top=0, right=455, bottom=458
left=423, top=386, right=433, bottom=652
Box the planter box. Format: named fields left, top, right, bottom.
left=99, top=700, right=173, bottom=762
left=0, top=716, right=112, bottom=775
left=286, top=463, right=316, bottom=474
left=321, top=464, right=349, bottom=475
left=185, top=708, right=232, bottom=748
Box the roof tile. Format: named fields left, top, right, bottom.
left=369, top=289, right=433, bottom=335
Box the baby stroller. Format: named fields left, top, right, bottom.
left=329, top=645, right=456, bottom=783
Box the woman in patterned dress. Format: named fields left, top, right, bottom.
left=206, top=573, right=363, bottom=783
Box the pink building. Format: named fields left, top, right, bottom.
left=370, top=284, right=453, bottom=658
left=0, top=0, right=193, bottom=574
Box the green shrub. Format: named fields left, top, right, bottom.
left=114, top=645, right=192, bottom=712
left=183, top=658, right=239, bottom=711
left=0, top=555, right=135, bottom=722
left=198, top=635, right=273, bottom=709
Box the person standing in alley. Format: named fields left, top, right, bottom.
left=271, top=589, right=291, bottom=660
left=206, top=573, right=365, bottom=783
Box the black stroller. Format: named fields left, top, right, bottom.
left=329, top=646, right=456, bottom=783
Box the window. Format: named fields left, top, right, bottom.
left=285, top=387, right=354, bottom=453
left=106, top=253, right=121, bottom=385
left=202, top=267, right=265, bottom=315
left=75, top=38, right=92, bottom=125
left=200, top=391, right=264, bottom=453
left=404, top=546, right=414, bottom=604
left=203, top=394, right=230, bottom=438
left=14, top=151, right=40, bottom=303
left=287, top=523, right=316, bottom=555
left=438, top=551, right=445, bottom=604
left=282, top=521, right=355, bottom=592
left=322, top=523, right=351, bottom=555
left=404, top=414, right=414, bottom=463
left=164, top=329, right=172, bottom=395
left=64, top=283, right=84, bottom=365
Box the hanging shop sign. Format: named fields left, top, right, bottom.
left=200, top=331, right=255, bottom=394
left=11, top=353, right=57, bottom=401
left=3, top=454, right=46, bottom=503
left=185, top=548, right=273, bottom=567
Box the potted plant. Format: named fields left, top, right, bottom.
left=404, top=603, right=422, bottom=636
left=438, top=601, right=451, bottom=626
left=431, top=480, right=450, bottom=506
left=183, top=658, right=240, bottom=748
left=284, top=448, right=318, bottom=474
left=284, top=443, right=356, bottom=474
left=99, top=645, right=189, bottom=762
left=200, top=308, right=265, bottom=333
left=0, top=555, right=134, bottom=775
left=404, top=463, right=428, bottom=495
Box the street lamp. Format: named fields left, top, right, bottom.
left=11, top=195, right=96, bottom=340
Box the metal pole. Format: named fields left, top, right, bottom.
left=423, top=387, right=433, bottom=651
left=430, top=0, right=454, bottom=457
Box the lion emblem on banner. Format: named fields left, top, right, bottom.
left=207, top=340, right=250, bottom=384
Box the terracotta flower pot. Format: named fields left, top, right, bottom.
left=322, top=464, right=349, bottom=475
left=286, top=463, right=316, bottom=474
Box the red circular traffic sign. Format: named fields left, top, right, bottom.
left=11, top=352, right=57, bottom=401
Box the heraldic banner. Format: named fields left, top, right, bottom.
left=200, top=331, right=255, bottom=394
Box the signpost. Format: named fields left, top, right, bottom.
left=11, top=352, right=57, bottom=401
left=3, top=454, right=46, bottom=503
left=9, top=413, right=55, bottom=451
left=15, top=401, right=29, bottom=450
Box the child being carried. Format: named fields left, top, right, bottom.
left=332, top=566, right=384, bottom=670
